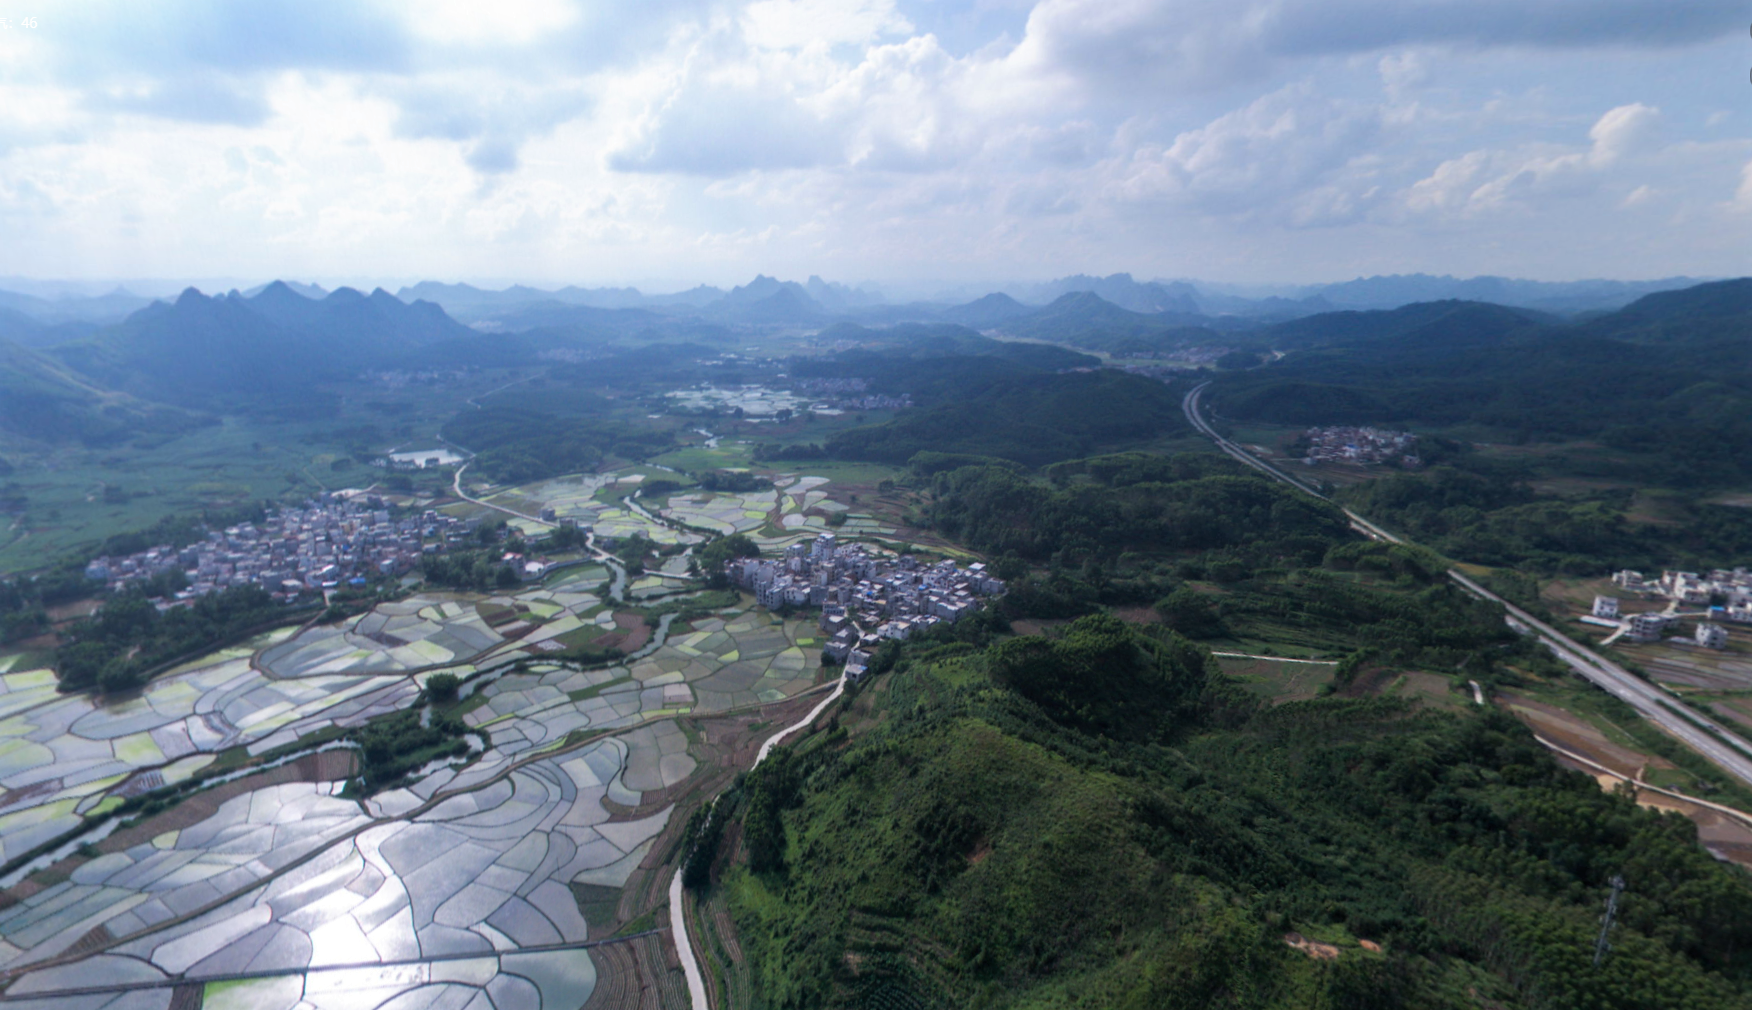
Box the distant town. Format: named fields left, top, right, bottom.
left=727, top=533, right=1004, bottom=680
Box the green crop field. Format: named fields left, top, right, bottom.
left=0, top=419, right=358, bottom=573
left=650, top=444, right=757, bottom=472
left=1218, top=655, right=1337, bottom=703
left=767, top=459, right=905, bottom=485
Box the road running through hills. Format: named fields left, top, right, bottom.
left=670, top=676, right=847, bottom=1010
left=1183, top=381, right=1752, bottom=790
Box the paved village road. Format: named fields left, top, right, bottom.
left=671, top=675, right=848, bottom=1009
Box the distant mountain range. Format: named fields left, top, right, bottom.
left=395, top=280, right=722, bottom=319
left=379, top=270, right=1708, bottom=329
left=0, top=268, right=1740, bottom=460
left=1005, top=274, right=1202, bottom=314
left=0, top=270, right=1709, bottom=345
left=1305, top=273, right=1706, bottom=314
left=0, top=287, right=153, bottom=324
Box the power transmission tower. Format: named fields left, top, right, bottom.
left=1593, top=875, right=1625, bottom=967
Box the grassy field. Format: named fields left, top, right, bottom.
left=645, top=405, right=905, bottom=477
left=0, top=419, right=353, bottom=572
left=650, top=443, right=757, bottom=472
left=767, top=459, right=905, bottom=485
left=1217, top=655, right=1336, bottom=703
left=1194, top=594, right=1354, bottom=661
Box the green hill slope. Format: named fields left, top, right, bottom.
left=0, top=337, right=205, bottom=447
left=826, top=368, right=1185, bottom=467
left=719, top=616, right=1752, bottom=1010
left=1260, top=300, right=1549, bottom=351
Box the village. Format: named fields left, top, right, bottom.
left=1575, top=568, right=1752, bottom=648
left=789, top=376, right=913, bottom=411
left=726, top=532, right=1005, bottom=680
left=81, top=494, right=485, bottom=603
left=1298, top=425, right=1421, bottom=467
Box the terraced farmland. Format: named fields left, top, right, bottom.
left=0, top=575, right=834, bottom=1007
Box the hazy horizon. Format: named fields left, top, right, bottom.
left=0, top=268, right=1723, bottom=308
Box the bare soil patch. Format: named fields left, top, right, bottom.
left=615, top=612, right=653, bottom=653
left=1284, top=933, right=1341, bottom=960
left=1491, top=691, right=1752, bottom=867
left=46, top=599, right=101, bottom=623
left=1496, top=690, right=1674, bottom=780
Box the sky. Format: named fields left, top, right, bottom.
left=0, top=0, right=1747, bottom=293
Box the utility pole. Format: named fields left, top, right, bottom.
left=1593, top=875, right=1625, bottom=967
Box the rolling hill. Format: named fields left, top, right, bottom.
left=1258, top=299, right=1551, bottom=351
left=939, top=292, right=1033, bottom=328
left=1209, top=279, right=1752, bottom=483
left=0, top=338, right=207, bottom=448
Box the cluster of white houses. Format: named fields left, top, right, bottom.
left=726, top=533, right=1005, bottom=680
left=1588, top=568, right=1752, bottom=648
left=1613, top=569, right=1752, bottom=617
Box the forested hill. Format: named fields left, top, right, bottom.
left=804, top=322, right=1099, bottom=376
left=997, top=291, right=1222, bottom=354
left=823, top=368, right=1186, bottom=467
left=0, top=337, right=207, bottom=448
left=720, top=616, right=1752, bottom=1010
left=779, top=337, right=1177, bottom=468
left=49, top=283, right=478, bottom=412
left=1207, top=278, right=1752, bottom=484
left=1577, top=277, right=1752, bottom=342
left=697, top=456, right=1752, bottom=1010
left=1257, top=299, right=1552, bottom=351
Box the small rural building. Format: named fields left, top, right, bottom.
left=1696, top=623, right=1730, bottom=649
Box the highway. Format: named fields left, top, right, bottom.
left=1183, top=381, right=1752, bottom=790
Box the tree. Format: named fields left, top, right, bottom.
left=742, top=749, right=800, bottom=874
left=700, top=533, right=761, bottom=589
left=427, top=672, right=461, bottom=704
